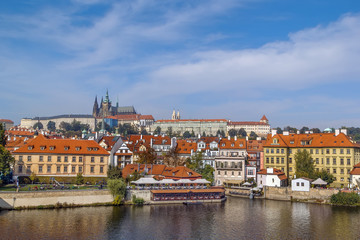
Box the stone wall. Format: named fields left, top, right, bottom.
left=21, top=117, right=96, bottom=131
left=264, top=186, right=339, bottom=203
left=0, top=190, right=112, bottom=210
left=125, top=190, right=151, bottom=201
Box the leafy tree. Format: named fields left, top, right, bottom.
left=228, top=129, right=237, bottom=137
left=201, top=165, right=215, bottom=184
left=47, top=121, right=56, bottom=132
left=164, top=147, right=186, bottom=167
left=118, top=123, right=138, bottom=136
left=135, top=147, right=157, bottom=164
left=0, top=124, right=6, bottom=146
left=202, top=131, right=206, bottom=137
left=153, top=126, right=161, bottom=135
left=59, top=121, right=71, bottom=131
left=140, top=129, right=149, bottom=135
left=314, top=169, right=334, bottom=184
left=311, top=128, right=321, bottom=133
left=183, top=131, right=191, bottom=139
left=76, top=173, right=84, bottom=185
left=107, top=166, right=122, bottom=179
left=126, top=170, right=142, bottom=184
left=29, top=172, right=38, bottom=184
left=33, top=122, right=43, bottom=130
left=0, top=145, right=14, bottom=181
left=191, top=130, right=195, bottom=137
left=186, top=152, right=203, bottom=172
left=295, top=149, right=315, bottom=178
left=107, top=178, right=127, bottom=204
left=96, top=121, right=112, bottom=132
left=300, top=126, right=310, bottom=134
left=166, top=127, right=173, bottom=137
left=284, top=126, right=297, bottom=133
left=249, top=131, right=258, bottom=139
left=238, top=128, right=247, bottom=137
left=276, top=127, right=283, bottom=134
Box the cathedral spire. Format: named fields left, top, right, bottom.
left=93, top=95, right=99, bottom=117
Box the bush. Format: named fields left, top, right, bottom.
left=108, top=178, right=127, bottom=204
left=107, top=166, right=122, bottom=179
left=132, top=195, right=144, bottom=206
left=330, top=192, right=360, bottom=206
left=76, top=173, right=84, bottom=185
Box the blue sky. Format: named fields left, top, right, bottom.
left=1, top=0, right=360, bottom=129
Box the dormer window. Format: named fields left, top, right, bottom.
left=28, top=145, right=34, bottom=150
left=222, top=143, right=225, bottom=147
left=240, top=144, right=243, bottom=147
left=87, top=147, right=92, bottom=151
left=64, top=146, right=69, bottom=151
left=273, top=138, right=278, bottom=144
left=290, top=141, right=294, bottom=144
left=231, top=144, right=234, bottom=147
left=40, top=146, right=46, bottom=150
left=75, top=146, right=81, bottom=151
left=49, top=146, right=55, bottom=150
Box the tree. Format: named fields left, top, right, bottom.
left=164, top=147, right=186, bottom=167
left=47, top=121, right=56, bottom=132
left=284, top=126, right=297, bottom=133
left=107, top=178, right=127, bottom=205
left=275, top=127, right=283, bottom=134
left=153, top=126, right=161, bottom=135
left=76, top=173, right=84, bottom=185
left=59, top=121, right=71, bottom=131
left=29, top=172, right=38, bottom=184
left=107, top=166, right=122, bottom=179
left=249, top=131, right=258, bottom=139
left=0, top=124, right=6, bottom=146
left=166, top=127, right=173, bottom=137
left=135, top=147, right=157, bottom=164
left=295, top=149, right=315, bottom=178
left=228, top=129, right=237, bottom=137
left=238, top=128, right=247, bottom=137
left=183, top=131, right=191, bottom=139
left=0, top=145, right=14, bottom=182
left=140, top=129, right=149, bottom=135
left=33, top=122, right=43, bottom=130
left=118, top=123, right=138, bottom=136
left=311, top=128, right=321, bottom=133
left=202, top=131, right=206, bottom=137
left=300, top=126, right=310, bottom=134
left=314, top=169, right=334, bottom=184
left=186, top=152, right=203, bottom=172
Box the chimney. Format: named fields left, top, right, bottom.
left=297, top=130, right=300, bottom=134
left=198, top=134, right=201, bottom=139
left=234, top=136, right=237, bottom=141
left=341, top=129, right=347, bottom=135
left=141, top=134, right=143, bottom=139
left=283, top=131, right=289, bottom=136
left=256, top=137, right=261, bottom=141
left=335, top=129, right=340, bottom=136
left=150, top=138, right=153, bottom=148
left=246, top=136, right=249, bottom=141
left=271, top=129, right=277, bottom=137
left=228, top=136, right=230, bottom=140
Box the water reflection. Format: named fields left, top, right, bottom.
left=1, top=197, right=360, bottom=240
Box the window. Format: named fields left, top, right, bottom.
left=39, top=156, right=43, bottom=162
left=347, top=149, right=351, bottom=154
left=64, top=156, right=68, bottom=162
left=27, top=156, right=31, bottom=162
left=232, top=171, right=234, bottom=175
left=281, top=149, right=284, bottom=154
left=289, top=158, right=292, bottom=164
left=316, top=158, right=319, bottom=164
left=276, top=149, right=279, bottom=154
left=266, top=149, right=269, bottom=153
left=271, top=149, right=274, bottom=154
left=100, top=157, right=104, bottom=163
left=47, top=165, right=51, bottom=173
left=326, top=149, right=330, bottom=154
left=281, top=158, right=284, bottom=164
left=341, top=168, right=344, bottom=174
left=64, top=166, right=68, bottom=173
left=333, top=149, right=336, bottom=154
left=79, top=166, right=83, bottom=173
left=289, top=149, right=292, bottom=154
left=48, top=156, right=51, bottom=162
left=327, top=158, right=330, bottom=165
left=79, top=157, right=83, bottom=162
left=100, top=166, right=104, bottom=173
left=276, top=158, right=279, bottom=164
left=40, top=146, right=46, bottom=150
left=333, top=158, right=336, bottom=165
left=72, top=166, right=76, bottom=173
left=333, top=168, right=336, bottom=174
left=27, top=165, right=31, bottom=173
left=327, top=168, right=330, bottom=173
left=271, top=157, right=274, bottom=164
left=64, top=146, right=69, bottom=151
left=91, top=166, right=94, bottom=173
left=316, top=149, right=319, bottom=154
left=340, top=149, right=344, bottom=154
left=50, top=146, right=55, bottom=150
left=72, top=156, right=76, bottom=162
left=57, top=166, right=61, bottom=173
left=76, top=147, right=81, bottom=151
left=290, top=167, right=293, bottom=172
left=19, top=156, right=23, bottom=161
left=296, top=182, right=299, bottom=186
left=340, top=177, right=344, bottom=182
left=340, top=159, right=344, bottom=165
left=301, top=182, right=304, bottom=187
left=91, top=157, right=95, bottom=163
left=266, top=157, right=269, bottom=164
left=39, top=165, right=43, bottom=173
left=18, top=165, right=23, bottom=173
left=310, top=149, right=313, bottom=154
left=224, top=171, right=227, bottom=175
left=218, top=171, right=220, bottom=175
left=272, top=178, right=274, bottom=183
left=57, top=156, right=61, bottom=162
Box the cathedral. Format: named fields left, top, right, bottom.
left=92, top=91, right=137, bottom=118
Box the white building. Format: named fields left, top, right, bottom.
left=257, top=168, right=287, bottom=188
left=350, top=162, right=360, bottom=188
left=291, top=178, right=312, bottom=192
left=227, top=115, right=270, bottom=137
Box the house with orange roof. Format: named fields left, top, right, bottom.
left=12, top=135, right=109, bottom=178
left=350, top=162, right=360, bottom=188
left=227, top=115, right=270, bottom=137
left=264, top=129, right=360, bottom=187
left=0, top=119, right=14, bottom=130
left=257, top=168, right=288, bottom=187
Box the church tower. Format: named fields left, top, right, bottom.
left=172, top=109, right=176, bottom=120
left=177, top=110, right=180, bottom=120
left=93, top=96, right=99, bottom=117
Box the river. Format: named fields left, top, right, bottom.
left=1, top=197, right=360, bottom=240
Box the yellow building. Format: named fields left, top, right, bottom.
left=263, top=131, right=360, bottom=187
left=12, top=135, right=110, bottom=178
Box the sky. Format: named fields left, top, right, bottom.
left=1, top=0, right=360, bottom=129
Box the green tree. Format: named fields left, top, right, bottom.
left=166, top=127, right=173, bottom=137
left=0, top=145, right=14, bottom=180
left=107, top=178, right=127, bottom=205
left=284, top=126, right=298, bottom=133
left=228, top=129, right=237, bottom=137
left=314, top=169, right=334, bottom=184
left=47, top=121, right=56, bottom=132
left=295, top=149, right=315, bottom=178
left=183, top=131, right=191, bottom=138
left=59, top=121, right=71, bottom=131
left=238, top=128, right=247, bottom=137
left=249, top=131, right=258, bottom=139
left=135, top=147, right=157, bottom=164
left=276, top=127, right=283, bottom=134
left=107, top=166, right=122, bottom=179
left=0, top=124, right=6, bottom=146
left=33, top=122, right=43, bottom=130
left=153, top=126, right=161, bottom=135
left=186, top=152, right=203, bottom=172
left=76, top=173, right=84, bottom=185
left=311, top=128, right=321, bottom=133
left=29, top=172, right=38, bottom=184
left=140, top=129, right=149, bottom=135
left=300, top=126, right=310, bottom=134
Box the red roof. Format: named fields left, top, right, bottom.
left=0, top=119, right=14, bottom=123
left=350, top=162, right=360, bottom=175
left=140, top=115, right=154, bottom=120
left=99, top=136, right=119, bottom=151
left=13, top=135, right=109, bottom=155
left=261, top=115, right=268, bottom=121
left=257, top=168, right=287, bottom=181
left=228, top=121, right=268, bottom=126
left=108, top=114, right=140, bottom=121
left=176, top=140, right=197, bottom=154
left=156, top=119, right=227, bottom=123
left=219, top=138, right=246, bottom=149
left=122, top=164, right=201, bottom=179
left=151, top=189, right=224, bottom=194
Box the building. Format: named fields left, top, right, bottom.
left=291, top=178, right=312, bottom=191
left=227, top=115, right=271, bottom=137
left=92, top=91, right=137, bottom=118
left=263, top=129, right=360, bottom=187
left=247, top=139, right=265, bottom=170
left=350, top=162, right=360, bottom=188
left=0, top=119, right=14, bottom=130
left=257, top=168, right=288, bottom=187
left=12, top=135, right=109, bottom=178
left=20, top=114, right=96, bottom=131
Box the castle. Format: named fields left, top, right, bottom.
left=92, top=90, right=137, bottom=118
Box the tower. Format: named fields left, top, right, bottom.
left=93, top=96, right=99, bottom=117
left=172, top=109, right=176, bottom=120
left=177, top=110, right=180, bottom=120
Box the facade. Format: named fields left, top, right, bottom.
left=12, top=135, right=109, bottom=178
left=257, top=168, right=288, bottom=187
left=227, top=115, right=271, bottom=137
left=263, top=130, right=360, bottom=187
left=151, top=119, right=228, bottom=136
left=21, top=114, right=96, bottom=131
left=350, top=163, right=360, bottom=188
left=291, top=178, right=312, bottom=191
left=0, top=119, right=14, bottom=130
